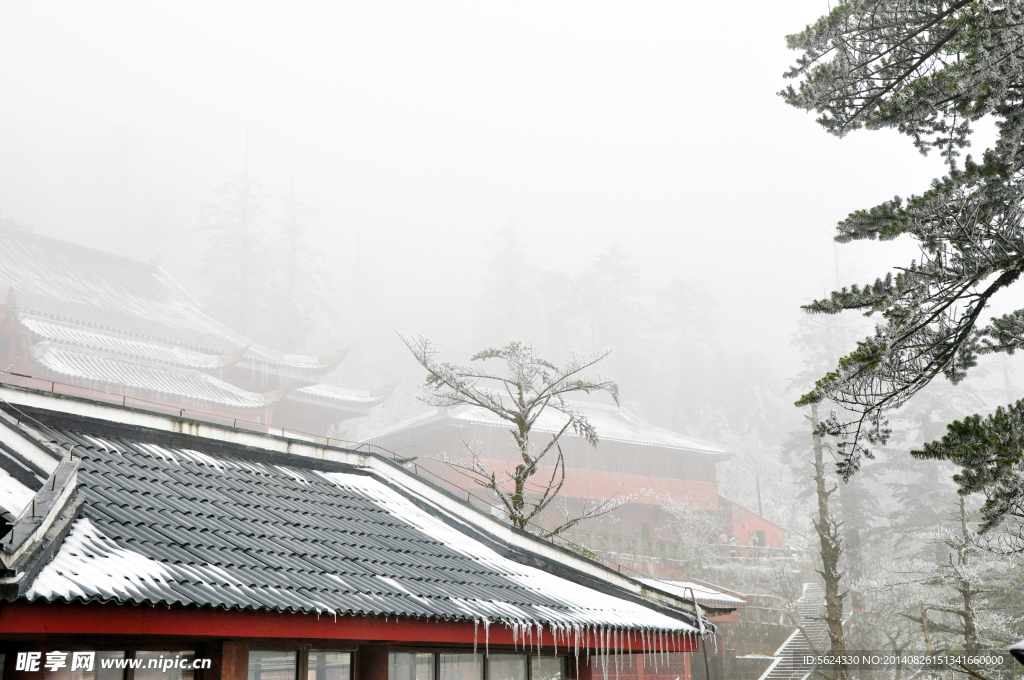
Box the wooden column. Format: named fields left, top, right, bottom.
left=201, top=640, right=250, bottom=680
left=357, top=645, right=388, bottom=680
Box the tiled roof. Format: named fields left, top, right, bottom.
left=0, top=229, right=236, bottom=354
left=0, top=226, right=343, bottom=376
left=23, top=319, right=223, bottom=370
left=32, top=345, right=267, bottom=411
left=286, top=383, right=387, bottom=413
left=0, top=406, right=702, bottom=635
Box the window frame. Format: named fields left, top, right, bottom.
left=386, top=649, right=567, bottom=680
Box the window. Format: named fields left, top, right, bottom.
left=487, top=655, right=526, bottom=680
left=438, top=654, right=482, bottom=680
left=136, top=652, right=196, bottom=680
left=530, top=658, right=564, bottom=680
left=389, top=651, right=563, bottom=680
left=308, top=652, right=351, bottom=680
left=389, top=653, right=434, bottom=680
left=248, top=651, right=297, bottom=680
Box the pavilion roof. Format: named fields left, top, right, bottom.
left=0, top=226, right=345, bottom=378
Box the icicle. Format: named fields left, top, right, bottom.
left=573, top=622, right=581, bottom=667
left=603, top=626, right=610, bottom=680
left=574, top=624, right=581, bottom=667
left=553, top=623, right=558, bottom=656
left=484, top=618, right=491, bottom=657
left=614, top=628, right=620, bottom=680
left=474, top=619, right=479, bottom=655
left=513, top=621, right=519, bottom=651
left=600, top=627, right=608, bottom=680
left=536, top=621, right=543, bottom=657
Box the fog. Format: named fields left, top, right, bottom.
left=0, top=5, right=987, bottom=452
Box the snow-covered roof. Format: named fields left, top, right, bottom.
left=286, top=382, right=388, bottom=414
left=0, top=226, right=344, bottom=375
left=22, top=318, right=223, bottom=370
left=0, top=387, right=710, bottom=641
left=31, top=344, right=267, bottom=411
left=0, top=467, right=34, bottom=522
left=640, top=579, right=746, bottom=610
left=369, top=403, right=729, bottom=457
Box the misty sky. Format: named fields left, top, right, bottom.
left=0, top=2, right=957, bottom=373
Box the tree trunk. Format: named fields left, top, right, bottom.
left=838, top=478, right=864, bottom=610
left=811, top=403, right=848, bottom=680
left=955, top=496, right=979, bottom=656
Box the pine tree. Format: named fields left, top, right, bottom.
left=783, top=2, right=1024, bottom=533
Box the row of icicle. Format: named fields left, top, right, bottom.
left=472, top=620, right=708, bottom=680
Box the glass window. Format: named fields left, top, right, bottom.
left=388, top=653, right=434, bottom=680
left=531, top=657, right=564, bottom=680
left=248, top=651, right=297, bottom=680
left=136, top=652, right=196, bottom=680
left=308, top=652, right=351, bottom=680
left=487, top=655, right=526, bottom=680
left=438, top=654, right=482, bottom=680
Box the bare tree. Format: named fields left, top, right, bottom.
left=399, top=334, right=623, bottom=537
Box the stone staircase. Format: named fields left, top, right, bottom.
left=757, top=583, right=828, bottom=680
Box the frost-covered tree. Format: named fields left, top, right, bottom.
left=783, top=2, right=1024, bottom=520
left=399, top=334, right=623, bottom=537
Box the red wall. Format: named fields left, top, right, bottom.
left=0, top=602, right=700, bottom=653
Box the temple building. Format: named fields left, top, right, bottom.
left=0, top=226, right=387, bottom=436
left=362, top=402, right=787, bottom=575
left=0, top=382, right=723, bottom=680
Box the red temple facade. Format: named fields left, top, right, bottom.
left=363, top=402, right=787, bottom=569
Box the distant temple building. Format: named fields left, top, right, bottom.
left=363, top=401, right=787, bottom=574
left=0, top=225, right=387, bottom=435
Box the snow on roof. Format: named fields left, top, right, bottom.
left=0, top=227, right=343, bottom=374
left=0, top=467, right=34, bottom=520
left=11, top=412, right=703, bottom=638
left=370, top=403, right=728, bottom=456
left=287, top=383, right=388, bottom=413
left=32, top=345, right=267, bottom=411
left=641, top=579, right=746, bottom=610
left=23, top=318, right=223, bottom=370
